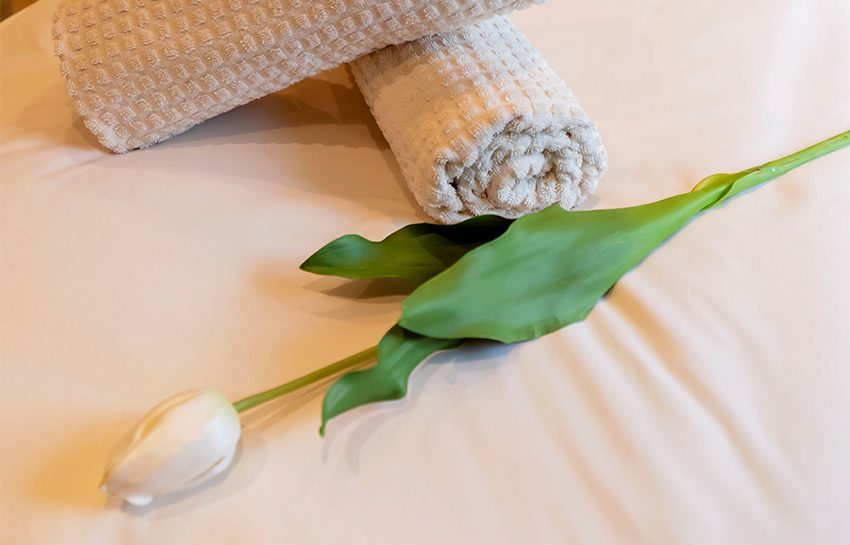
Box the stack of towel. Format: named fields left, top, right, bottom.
left=52, top=0, right=606, bottom=223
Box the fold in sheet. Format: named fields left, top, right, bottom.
left=350, top=16, right=607, bottom=223
left=51, top=0, right=542, bottom=153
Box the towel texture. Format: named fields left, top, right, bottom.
left=52, top=0, right=542, bottom=153
left=351, top=17, right=606, bottom=223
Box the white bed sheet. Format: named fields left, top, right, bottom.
left=2, top=1, right=849, bottom=544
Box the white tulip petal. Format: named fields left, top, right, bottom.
left=124, top=495, right=154, bottom=507
left=101, top=390, right=242, bottom=505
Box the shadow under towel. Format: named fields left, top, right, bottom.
left=51, top=0, right=542, bottom=153
left=350, top=16, right=607, bottom=223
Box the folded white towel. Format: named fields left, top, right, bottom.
left=52, top=0, right=541, bottom=153
left=350, top=16, right=607, bottom=223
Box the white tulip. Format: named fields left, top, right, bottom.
left=100, top=390, right=241, bottom=506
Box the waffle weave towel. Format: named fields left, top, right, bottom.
left=350, top=17, right=606, bottom=223
left=52, top=0, right=541, bottom=153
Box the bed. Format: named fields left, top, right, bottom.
left=2, top=1, right=849, bottom=543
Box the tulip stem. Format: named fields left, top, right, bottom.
left=232, top=345, right=379, bottom=414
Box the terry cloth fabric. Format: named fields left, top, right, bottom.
left=350, top=16, right=607, bottom=223
left=51, top=0, right=542, bottom=153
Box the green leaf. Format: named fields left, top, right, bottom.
left=301, top=215, right=512, bottom=285
left=320, top=325, right=462, bottom=435
left=399, top=131, right=850, bottom=343
left=398, top=188, right=722, bottom=342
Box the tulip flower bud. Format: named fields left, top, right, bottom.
left=100, top=390, right=241, bottom=506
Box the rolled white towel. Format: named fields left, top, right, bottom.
left=51, top=0, right=542, bottom=153
left=350, top=16, right=607, bottom=223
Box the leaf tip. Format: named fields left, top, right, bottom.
left=299, top=256, right=319, bottom=273
left=300, top=234, right=374, bottom=276
left=299, top=248, right=332, bottom=273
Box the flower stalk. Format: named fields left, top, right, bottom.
left=232, top=345, right=379, bottom=413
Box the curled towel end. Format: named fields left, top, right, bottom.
left=351, top=17, right=607, bottom=224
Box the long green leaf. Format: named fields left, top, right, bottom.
left=399, top=189, right=722, bottom=342
left=301, top=215, right=512, bottom=285
left=399, top=131, right=850, bottom=343
left=320, top=325, right=462, bottom=434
